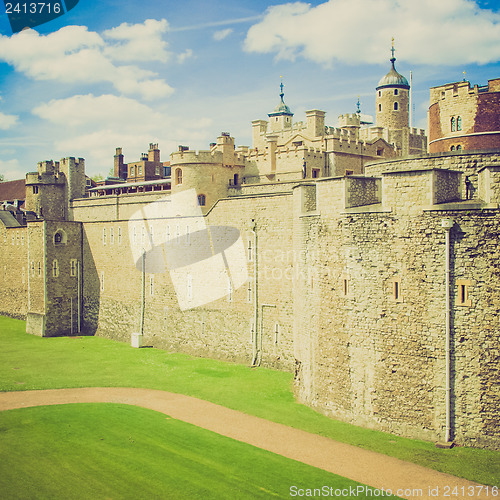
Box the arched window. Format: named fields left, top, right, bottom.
left=394, top=102, right=398, bottom=111
left=197, top=194, right=206, bottom=206
left=451, top=117, right=456, bottom=132
left=175, top=168, right=182, bottom=185
left=378, top=104, right=382, bottom=112
left=457, top=116, right=462, bottom=131
left=451, top=145, right=456, bottom=151
left=394, top=89, right=398, bottom=96
left=457, top=145, right=462, bottom=150
left=53, top=229, right=67, bottom=246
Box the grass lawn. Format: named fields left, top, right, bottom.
left=1, top=315, right=499, bottom=487
left=0, top=403, right=397, bottom=499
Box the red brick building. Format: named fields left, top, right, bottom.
left=428, top=78, right=500, bottom=153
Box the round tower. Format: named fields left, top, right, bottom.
left=268, top=79, right=293, bottom=132
left=376, top=41, right=410, bottom=131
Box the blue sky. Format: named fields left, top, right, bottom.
left=0, top=0, right=499, bottom=179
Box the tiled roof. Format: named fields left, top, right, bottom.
left=0, top=179, right=25, bottom=203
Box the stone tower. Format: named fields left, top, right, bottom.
left=376, top=41, right=410, bottom=153
left=268, top=80, right=294, bottom=132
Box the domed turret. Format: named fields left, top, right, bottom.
left=375, top=40, right=410, bottom=135
left=268, top=79, right=293, bottom=132
left=377, top=58, right=409, bottom=90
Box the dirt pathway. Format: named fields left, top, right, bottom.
left=0, top=387, right=492, bottom=499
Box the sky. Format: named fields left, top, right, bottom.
left=0, top=0, right=499, bottom=180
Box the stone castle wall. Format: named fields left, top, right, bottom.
left=292, top=175, right=500, bottom=448
left=0, top=225, right=28, bottom=319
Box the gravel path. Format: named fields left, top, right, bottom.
left=0, top=387, right=491, bottom=499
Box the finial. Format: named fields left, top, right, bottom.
left=356, top=96, right=361, bottom=114
left=390, top=37, right=396, bottom=66
left=280, top=75, right=285, bottom=103
left=463, top=70, right=466, bottom=82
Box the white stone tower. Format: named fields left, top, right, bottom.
left=375, top=40, right=411, bottom=154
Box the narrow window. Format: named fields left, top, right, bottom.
left=247, top=279, right=253, bottom=303
left=52, top=259, right=59, bottom=278
left=451, top=117, right=456, bottom=132
left=141, top=227, right=145, bottom=245
left=394, top=89, right=398, bottom=96
left=100, top=271, right=105, bottom=292
left=38, top=262, right=42, bottom=277
left=392, top=278, right=402, bottom=302
left=456, top=279, right=472, bottom=307
left=130, top=166, right=135, bottom=176
left=227, top=275, right=233, bottom=303
left=31, top=261, right=35, bottom=277
left=21, top=233, right=24, bottom=246
left=118, top=227, right=122, bottom=245
left=457, top=145, right=462, bottom=151
left=187, top=273, right=193, bottom=301
left=451, top=145, right=456, bottom=151
left=175, top=168, right=183, bottom=185
left=175, top=225, right=181, bottom=243
left=394, top=102, right=399, bottom=111
left=247, top=237, right=254, bottom=262
left=103, top=228, right=107, bottom=246
left=312, top=169, right=320, bottom=178
left=343, top=278, right=349, bottom=296
left=457, top=116, right=462, bottom=131
left=70, top=259, right=77, bottom=277
left=274, top=323, right=280, bottom=345
left=32, top=186, right=39, bottom=194
left=150, top=276, right=154, bottom=296
left=378, top=104, right=382, bottom=112
left=110, top=227, right=114, bottom=245
left=378, top=91, right=381, bottom=97
left=198, top=194, right=206, bottom=206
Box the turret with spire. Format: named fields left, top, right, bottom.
left=375, top=39, right=410, bottom=136
left=268, top=77, right=294, bottom=132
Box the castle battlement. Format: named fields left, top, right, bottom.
left=170, top=150, right=224, bottom=165
left=338, top=113, right=361, bottom=128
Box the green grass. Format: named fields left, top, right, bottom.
left=1, top=315, right=499, bottom=486
left=0, top=404, right=395, bottom=499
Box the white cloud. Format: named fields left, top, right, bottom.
left=103, top=19, right=170, bottom=63
left=244, top=0, right=500, bottom=66
left=32, top=94, right=165, bottom=128
left=0, top=159, right=25, bottom=181
left=177, top=49, right=193, bottom=64
left=0, top=112, right=18, bottom=130
left=0, top=20, right=174, bottom=100
left=30, top=94, right=213, bottom=175
left=213, top=28, right=233, bottom=41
